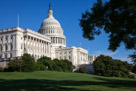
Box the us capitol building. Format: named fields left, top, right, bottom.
left=0, top=5, right=96, bottom=69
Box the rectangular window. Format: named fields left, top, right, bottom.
left=1, top=36, right=3, bottom=41
left=6, top=36, right=8, bottom=40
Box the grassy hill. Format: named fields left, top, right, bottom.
left=0, top=71, right=136, bottom=91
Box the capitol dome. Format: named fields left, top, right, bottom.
left=38, top=4, right=66, bottom=48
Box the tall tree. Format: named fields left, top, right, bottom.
left=22, top=53, right=36, bottom=72
left=79, top=0, right=136, bottom=64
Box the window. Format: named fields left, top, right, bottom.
left=1, top=36, right=3, bottom=41
left=6, top=44, right=8, bottom=51
left=0, top=45, right=2, bottom=52
left=11, top=44, right=13, bottom=50
left=69, top=56, right=71, bottom=59
left=21, top=44, right=23, bottom=49
left=5, top=53, right=7, bottom=58
left=11, top=36, right=13, bottom=40
left=10, top=53, right=12, bottom=58
left=6, top=36, right=8, bottom=40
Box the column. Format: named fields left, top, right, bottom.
left=13, top=35, right=16, bottom=50
left=56, top=37, right=58, bottom=44
left=49, top=43, right=50, bottom=56
left=46, top=42, right=49, bottom=55
left=25, top=36, right=28, bottom=50
left=36, top=38, right=38, bottom=53
left=32, top=37, right=33, bottom=52
left=58, top=38, right=59, bottom=44
left=45, top=42, right=47, bottom=54
left=61, top=38, right=62, bottom=44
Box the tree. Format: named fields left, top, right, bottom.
left=79, top=0, right=136, bottom=63
left=22, top=53, right=36, bottom=72
left=37, top=57, right=74, bottom=72
left=37, top=56, right=52, bottom=70
left=129, top=52, right=136, bottom=65
left=93, top=55, right=133, bottom=78
left=8, top=59, right=23, bottom=72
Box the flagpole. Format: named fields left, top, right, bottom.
left=17, top=14, right=19, bottom=27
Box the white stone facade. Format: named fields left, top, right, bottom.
left=0, top=4, right=91, bottom=68
left=55, top=47, right=88, bottom=66
left=88, top=55, right=98, bottom=64
left=0, top=27, right=51, bottom=61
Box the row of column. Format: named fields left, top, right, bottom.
left=51, top=37, right=65, bottom=45
left=25, top=36, right=50, bottom=56
left=0, top=35, right=13, bottom=44
left=79, top=52, right=88, bottom=62
left=0, top=44, right=13, bottom=52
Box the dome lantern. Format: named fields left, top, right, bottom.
left=48, top=3, right=53, bottom=17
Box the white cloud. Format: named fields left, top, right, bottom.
left=90, top=50, right=118, bottom=56
left=113, top=56, right=132, bottom=63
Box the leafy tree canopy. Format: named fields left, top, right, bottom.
left=93, top=55, right=134, bottom=78
left=22, top=53, right=36, bottom=72
left=80, top=0, right=136, bottom=63
left=80, top=0, right=136, bottom=51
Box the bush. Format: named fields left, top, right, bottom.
left=78, top=67, right=87, bottom=73
left=37, top=57, right=74, bottom=72
left=0, top=67, right=4, bottom=72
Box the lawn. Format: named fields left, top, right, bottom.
left=0, top=71, right=136, bottom=91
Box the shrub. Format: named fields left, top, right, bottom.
left=37, top=57, right=74, bottom=72
left=78, top=67, right=87, bottom=73
left=0, top=67, right=4, bottom=72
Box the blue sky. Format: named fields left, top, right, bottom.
left=0, top=0, right=134, bottom=63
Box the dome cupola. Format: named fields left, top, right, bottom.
left=38, top=4, right=66, bottom=48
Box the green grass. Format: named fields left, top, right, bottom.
left=0, top=71, right=136, bottom=91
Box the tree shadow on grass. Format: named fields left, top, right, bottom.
left=93, top=77, right=136, bottom=88
left=0, top=79, right=100, bottom=91
left=0, top=78, right=136, bottom=91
